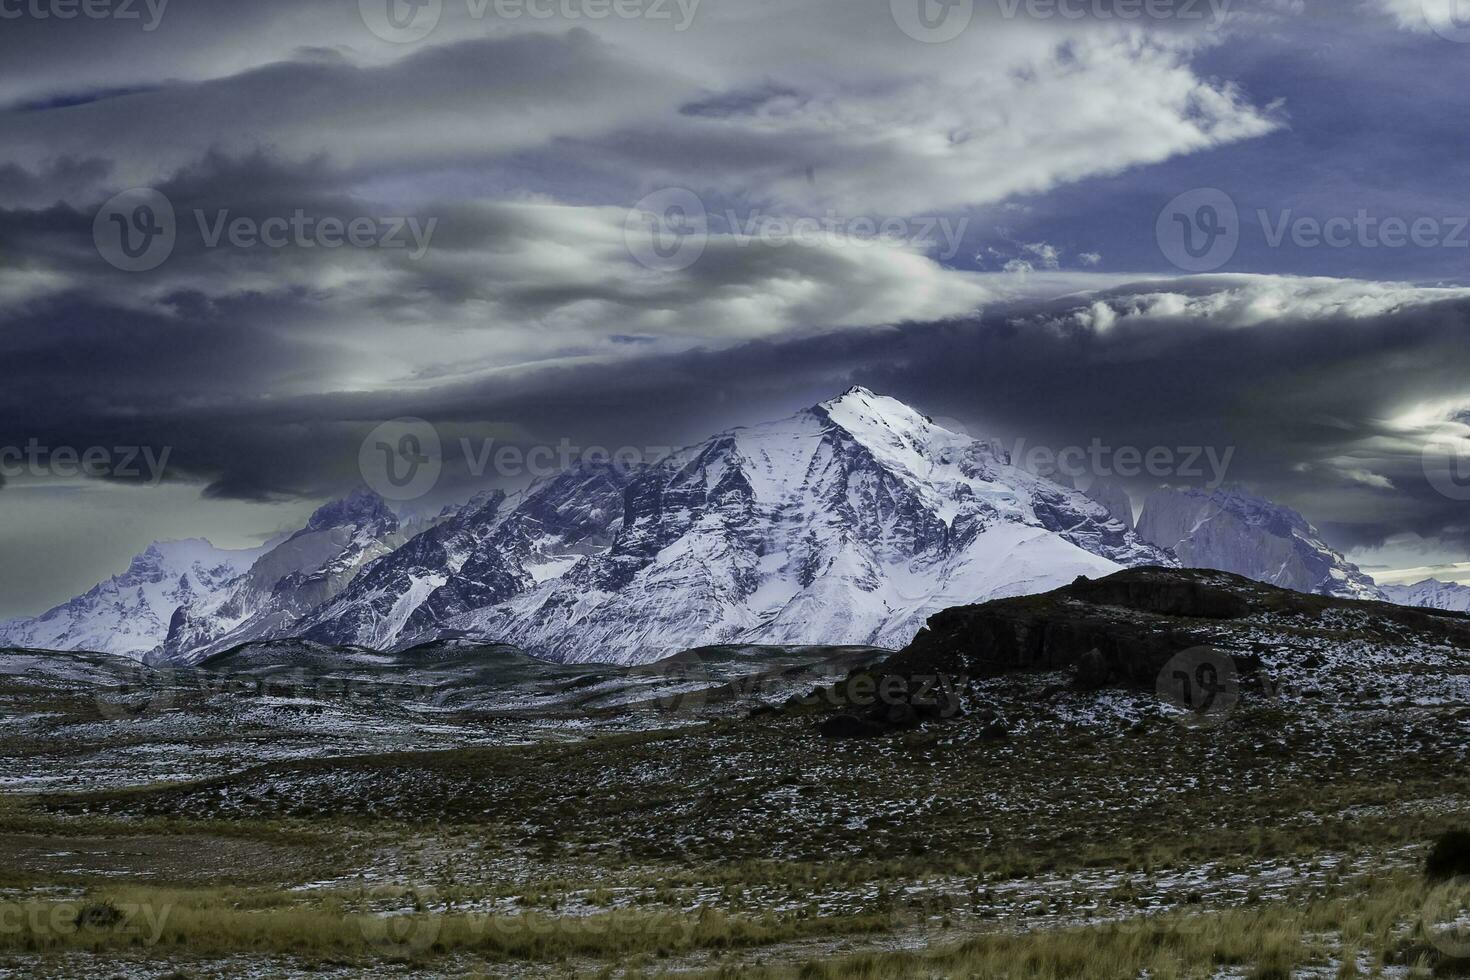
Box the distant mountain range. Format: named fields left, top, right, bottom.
left=0, top=539, right=264, bottom=658
left=1133, top=486, right=1385, bottom=601
left=157, top=490, right=408, bottom=663
left=1380, top=578, right=1470, bottom=613
left=0, top=388, right=1445, bottom=665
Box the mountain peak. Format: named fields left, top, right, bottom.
left=305, top=488, right=398, bottom=533
left=816, top=387, right=940, bottom=435
left=818, top=385, right=888, bottom=411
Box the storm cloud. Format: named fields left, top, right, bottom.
left=3, top=0, right=1469, bottom=615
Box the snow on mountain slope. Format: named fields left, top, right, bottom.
left=37, top=390, right=1174, bottom=667
left=1135, top=486, right=1384, bottom=601
left=0, top=539, right=265, bottom=660
left=422, top=388, right=1174, bottom=664
left=154, top=489, right=406, bottom=665
left=292, top=461, right=634, bottom=651
left=1382, top=578, right=1470, bottom=613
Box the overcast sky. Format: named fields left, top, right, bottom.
left=3, top=0, right=1470, bottom=617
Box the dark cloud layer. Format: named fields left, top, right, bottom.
left=4, top=0, right=1470, bottom=615
left=5, top=276, right=1468, bottom=553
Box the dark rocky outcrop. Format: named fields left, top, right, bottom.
left=873, top=566, right=1470, bottom=695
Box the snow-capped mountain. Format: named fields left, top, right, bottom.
left=14, top=390, right=1177, bottom=667
left=155, top=489, right=406, bottom=665
left=1382, top=578, right=1470, bottom=613
left=1135, top=486, right=1384, bottom=601
left=368, top=388, right=1173, bottom=664
left=0, top=539, right=265, bottom=660
left=293, top=462, right=633, bottom=651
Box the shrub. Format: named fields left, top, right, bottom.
left=1426, top=831, right=1470, bottom=881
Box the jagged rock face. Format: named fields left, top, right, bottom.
left=432, top=388, right=1174, bottom=664
left=156, top=490, right=404, bottom=665
left=1135, top=487, right=1383, bottom=601
left=1383, top=579, right=1470, bottom=613
left=295, top=461, right=634, bottom=651
left=0, top=540, right=262, bottom=660
left=1084, top=478, right=1135, bottom=531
